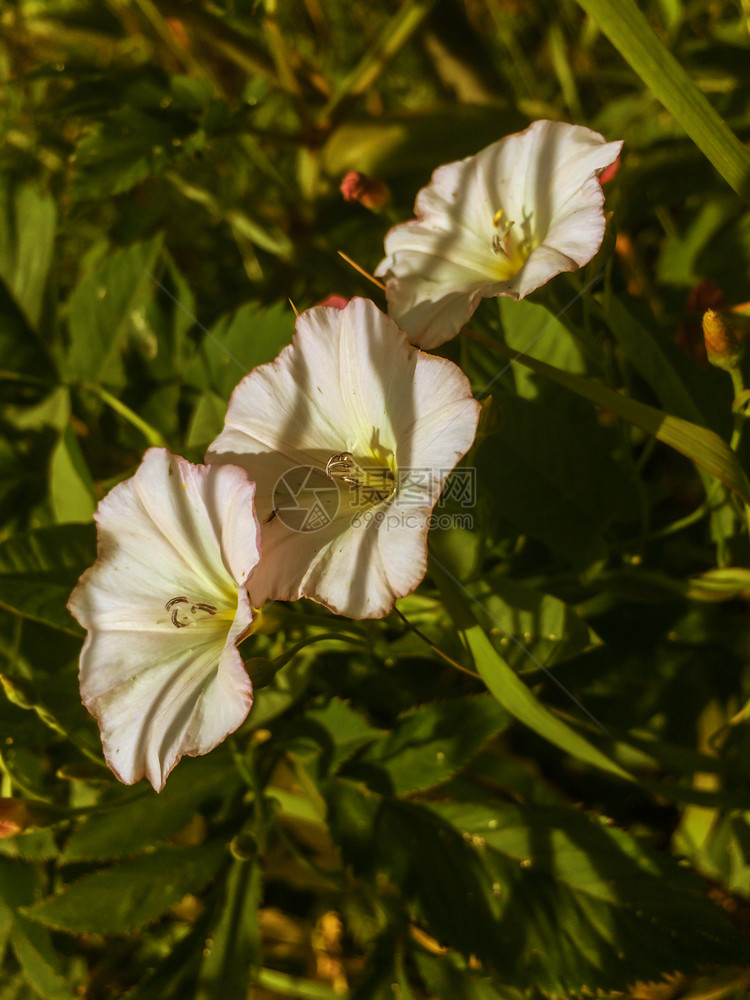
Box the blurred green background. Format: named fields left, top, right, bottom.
left=2, top=1, right=750, bottom=998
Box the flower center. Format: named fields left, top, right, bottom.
left=325, top=451, right=396, bottom=507
left=491, top=208, right=533, bottom=280
left=165, top=596, right=219, bottom=629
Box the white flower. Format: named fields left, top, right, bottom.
left=375, top=120, right=623, bottom=349
left=68, top=449, right=260, bottom=791
left=206, top=297, right=480, bottom=619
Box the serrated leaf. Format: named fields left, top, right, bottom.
left=64, top=235, right=163, bottom=386
left=23, top=842, right=227, bottom=935
left=425, top=799, right=747, bottom=991
left=183, top=301, right=294, bottom=398
left=352, top=696, right=510, bottom=796
left=62, top=755, right=240, bottom=862
left=415, top=950, right=511, bottom=1000
left=304, top=698, right=382, bottom=773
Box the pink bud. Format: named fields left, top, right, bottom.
left=318, top=295, right=349, bottom=310
left=0, top=798, right=31, bottom=838
left=599, top=156, right=621, bottom=186
left=340, top=172, right=390, bottom=210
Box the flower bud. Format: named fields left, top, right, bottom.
left=0, top=798, right=31, bottom=838
left=598, top=155, right=621, bottom=186
left=703, top=309, right=743, bottom=369
left=318, top=295, right=349, bottom=310
left=340, top=172, right=390, bottom=211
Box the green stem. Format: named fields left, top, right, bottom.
left=393, top=606, right=479, bottom=678
left=729, top=367, right=746, bottom=452
left=256, top=967, right=345, bottom=1000
left=321, top=0, right=438, bottom=124
left=86, top=385, right=168, bottom=449
left=728, top=367, right=750, bottom=535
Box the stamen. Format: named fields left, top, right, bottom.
left=165, top=596, right=218, bottom=629
left=325, top=452, right=362, bottom=486
left=325, top=451, right=396, bottom=504
left=491, top=209, right=515, bottom=257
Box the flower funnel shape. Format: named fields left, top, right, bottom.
left=207, top=297, right=480, bottom=619
left=375, top=119, right=623, bottom=348
left=68, top=449, right=260, bottom=791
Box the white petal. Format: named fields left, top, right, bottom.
left=68, top=450, right=261, bottom=790
left=76, top=591, right=254, bottom=790
left=208, top=300, right=480, bottom=618
left=376, top=120, right=622, bottom=348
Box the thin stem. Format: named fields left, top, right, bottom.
left=393, top=606, right=479, bottom=678
left=85, top=385, right=168, bottom=448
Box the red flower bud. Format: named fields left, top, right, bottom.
left=0, top=798, right=31, bottom=838
left=340, top=172, right=390, bottom=210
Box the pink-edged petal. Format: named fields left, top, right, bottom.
left=208, top=299, right=480, bottom=618
left=376, top=120, right=622, bottom=348
left=77, top=590, right=254, bottom=790
left=68, top=449, right=261, bottom=790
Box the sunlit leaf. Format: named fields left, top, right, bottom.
left=24, top=842, right=227, bottom=935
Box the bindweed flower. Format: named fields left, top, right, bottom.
left=207, top=297, right=480, bottom=619
left=375, top=120, right=623, bottom=349
left=68, top=449, right=260, bottom=791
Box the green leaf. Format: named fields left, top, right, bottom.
left=304, top=697, right=382, bottom=773
left=431, top=556, right=632, bottom=782
left=50, top=424, right=96, bottom=524
left=0, top=524, right=95, bottom=634
left=604, top=295, right=727, bottom=433
left=476, top=391, right=636, bottom=573
left=62, top=755, right=240, bottom=862
left=0, top=179, right=57, bottom=329
left=0, top=578, right=81, bottom=634
left=69, top=109, right=193, bottom=201
left=0, top=858, right=75, bottom=1000
left=488, top=338, right=750, bottom=505
left=474, top=577, right=601, bottom=672
left=184, top=301, right=294, bottom=399
left=495, top=295, right=588, bottom=400
left=10, top=917, right=76, bottom=1000
left=322, top=105, right=525, bottom=179
left=352, top=696, right=510, bottom=796
left=415, top=946, right=514, bottom=1000
left=64, top=235, right=163, bottom=387
left=426, top=799, right=747, bottom=991
left=23, top=842, right=227, bottom=934
left=186, top=391, right=228, bottom=450
left=196, top=856, right=262, bottom=1000
left=575, top=0, right=750, bottom=202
